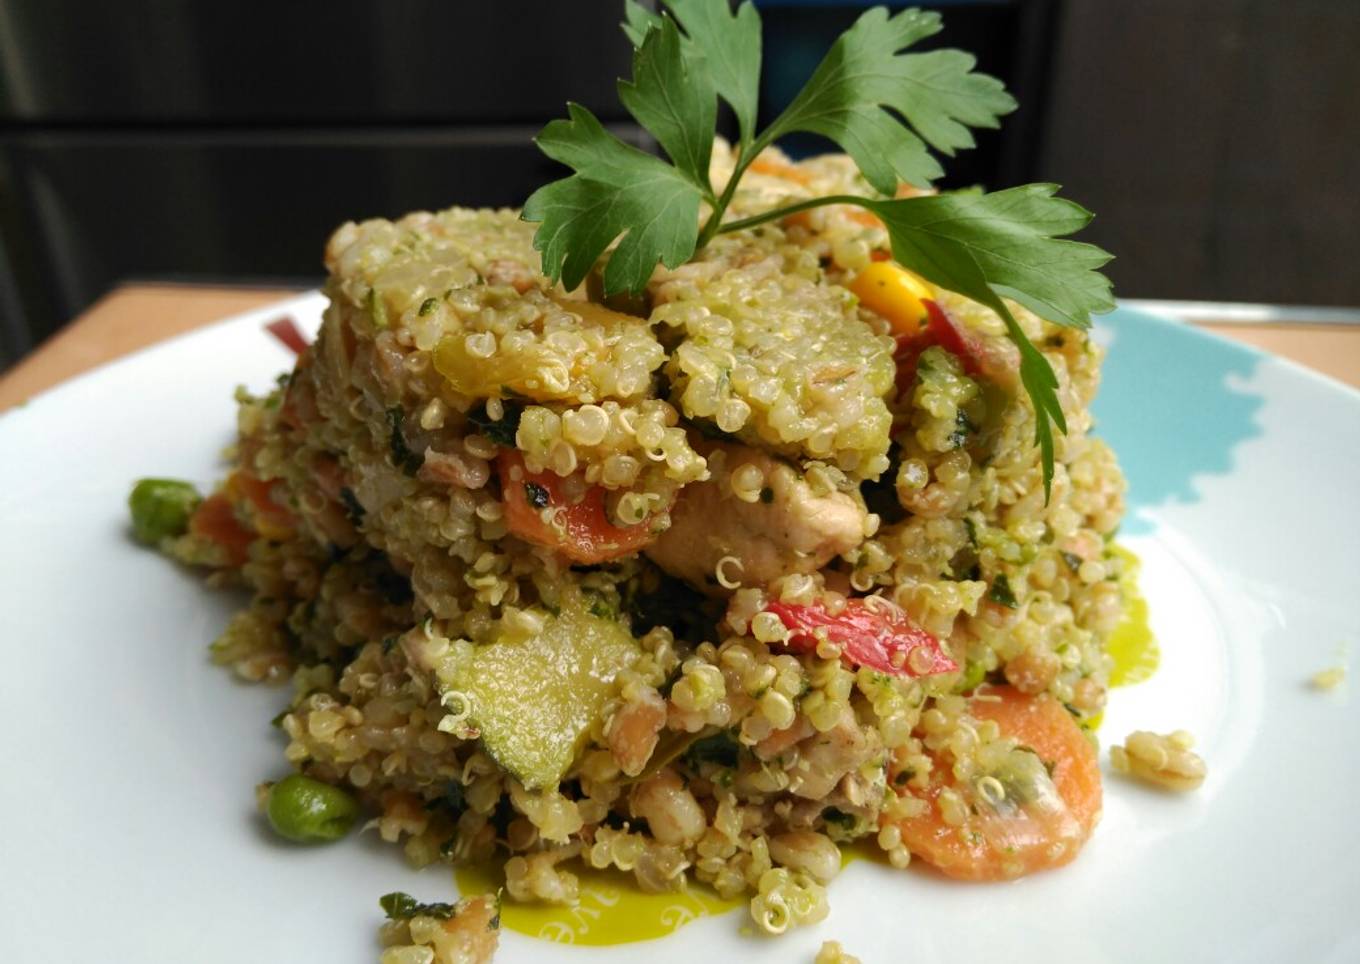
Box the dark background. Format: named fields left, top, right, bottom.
left=1, top=0, right=1356, bottom=371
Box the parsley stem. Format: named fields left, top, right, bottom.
left=696, top=168, right=742, bottom=248
left=696, top=138, right=766, bottom=248
left=714, top=194, right=872, bottom=236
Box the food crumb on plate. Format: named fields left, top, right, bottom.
left=1110, top=730, right=1206, bottom=792
left=815, top=940, right=862, bottom=964
left=1309, top=665, right=1346, bottom=691
left=378, top=892, right=500, bottom=964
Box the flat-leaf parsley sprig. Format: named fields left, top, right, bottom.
left=522, top=0, right=1115, bottom=497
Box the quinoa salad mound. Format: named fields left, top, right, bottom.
left=127, top=4, right=1157, bottom=960
left=134, top=143, right=1125, bottom=951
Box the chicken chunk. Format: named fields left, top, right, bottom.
left=787, top=706, right=876, bottom=800
left=644, top=441, right=867, bottom=595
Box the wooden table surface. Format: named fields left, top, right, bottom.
left=1, top=282, right=1358, bottom=411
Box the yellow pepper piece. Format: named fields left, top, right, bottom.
left=253, top=516, right=295, bottom=542
left=848, top=261, right=933, bottom=335
left=224, top=472, right=295, bottom=542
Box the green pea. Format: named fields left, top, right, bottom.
left=953, top=659, right=987, bottom=694
left=128, top=478, right=201, bottom=544
left=265, top=774, right=361, bottom=843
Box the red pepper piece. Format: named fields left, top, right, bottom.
left=894, top=299, right=1019, bottom=396
left=265, top=316, right=310, bottom=356
left=922, top=298, right=987, bottom=378
left=765, top=598, right=957, bottom=677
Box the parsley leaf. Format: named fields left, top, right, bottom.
left=529, top=16, right=731, bottom=294
left=422, top=780, right=467, bottom=819
left=625, top=0, right=763, bottom=146
left=387, top=407, right=423, bottom=476
left=988, top=573, right=1019, bottom=608
left=523, top=101, right=703, bottom=295
left=620, top=0, right=660, bottom=48
left=379, top=892, right=457, bottom=921
left=524, top=481, right=551, bottom=509
left=535, top=3, right=1019, bottom=294
left=339, top=486, right=365, bottom=523
left=855, top=184, right=1115, bottom=495
left=822, top=806, right=858, bottom=830
left=685, top=729, right=741, bottom=769
left=618, top=15, right=716, bottom=190
left=467, top=398, right=523, bottom=447
left=760, top=7, right=1014, bottom=193
left=529, top=2, right=1116, bottom=496
left=865, top=185, right=1115, bottom=331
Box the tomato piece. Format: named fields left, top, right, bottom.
left=497, top=451, right=659, bottom=564
left=887, top=685, right=1102, bottom=881
left=188, top=493, right=254, bottom=566
left=265, top=316, right=309, bottom=356
left=765, top=599, right=956, bottom=677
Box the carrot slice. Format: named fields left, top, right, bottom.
left=749, top=157, right=814, bottom=184
left=784, top=207, right=882, bottom=234
left=887, top=685, right=1101, bottom=881
left=497, top=451, right=660, bottom=564
left=845, top=207, right=884, bottom=228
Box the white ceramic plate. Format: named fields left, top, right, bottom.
left=2, top=293, right=1357, bottom=963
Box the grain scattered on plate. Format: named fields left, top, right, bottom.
left=1309, top=665, right=1346, bottom=691
left=1110, top=730, right=1206, bottom=792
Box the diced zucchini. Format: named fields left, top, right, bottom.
left=447, top=595, right=640, bottom=790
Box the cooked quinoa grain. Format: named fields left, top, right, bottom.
left=1110, top=730, right=1207, bottom=792
left=815, top=940, right=863, bottom=964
